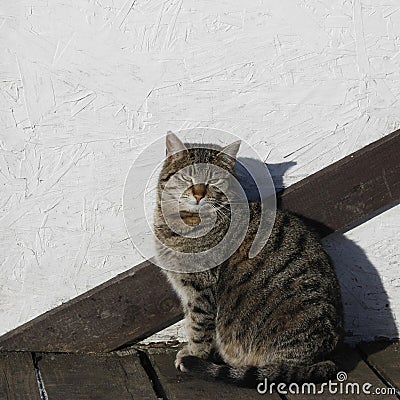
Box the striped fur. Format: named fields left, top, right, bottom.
left=180, top=356, right=337, bottom=386
left=154, top=133, right=344, bottom=387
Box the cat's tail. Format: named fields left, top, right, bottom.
left=180, top=356, right=338, bottom=387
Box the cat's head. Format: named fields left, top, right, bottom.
left=158, top=132, right=241, bottom=218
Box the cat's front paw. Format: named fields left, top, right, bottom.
left=175, top=347, right=191, bottom=372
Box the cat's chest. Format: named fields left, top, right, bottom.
left=165, top=269, right=218, bottom=302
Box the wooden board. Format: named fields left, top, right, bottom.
left=0, top=352, right=40, bottom=400
left=37, top=351, right=156, bottom=400
left=0, top=261, right=182, bottom=352
left=279, top=128, right=400, bottom=236
left=146, top=347, right=280, bottom=400
left=358, top=341, right=400, bottom=392
left=285, top=344, right=398, bottom=399
left=0, top=130, right=399, bottom=352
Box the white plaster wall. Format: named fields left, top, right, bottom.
left=0, top=0, right=399, bottom=337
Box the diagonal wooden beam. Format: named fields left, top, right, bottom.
left=278, top=129, right=400, bottom=236
left=0, top=129, right=399, bottom=352
left=0, top=261, right=182, bottom=353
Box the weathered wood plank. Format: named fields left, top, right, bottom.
left=0, top=261, right=182, bottom=352
left=37, top=352, right=156, bottom=400
left=146, top=347, right=280, bottom=400
left=0, top=130, right=399, bottom=352
left=0, top=352, right=40, bottom=400
left=279, top=129, right=400, bottom=236
left=358, top=341, right=400, bottom=392
left=285, top=345, right=397, bottom=399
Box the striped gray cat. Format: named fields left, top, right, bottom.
left=154, top=132, right=344, bottom=387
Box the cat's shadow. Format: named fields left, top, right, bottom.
left=235, top=157, right=398, bottom=373
left=235, top=157, right=294, bottom=201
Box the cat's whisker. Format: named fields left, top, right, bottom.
left=209, top=204, right=230, bottom=221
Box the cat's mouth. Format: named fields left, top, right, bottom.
left=179, top=210, right=201, bottom=226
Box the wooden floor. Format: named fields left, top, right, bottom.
left=1, top=342, right=399, bottom=399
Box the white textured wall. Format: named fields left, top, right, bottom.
left=0, top=0, right=399, bottom=338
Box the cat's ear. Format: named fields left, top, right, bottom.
left=219, top=140, right=241, bottom=167
left=166, top=131, right=187, bottom=159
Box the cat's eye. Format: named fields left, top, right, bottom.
left=181, top=174, right=193, bottom=182
left=208, top=178, right=225, bottom=185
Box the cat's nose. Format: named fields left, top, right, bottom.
left=194, top=194, right=204, bottom=203
left=192, top=184, right=206, bottom=203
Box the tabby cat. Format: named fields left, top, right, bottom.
left=154, top=132, right=343, bottom=387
